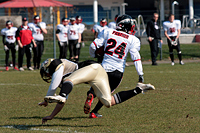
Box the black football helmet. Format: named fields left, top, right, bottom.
left=40, top=58, right=54, bottom=83
left=116, top=14, right=134, bottom=33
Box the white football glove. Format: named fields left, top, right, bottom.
left=59, top=42, right=64, bottom=46
left=37, top=22, right=41, bottom=28
left=76, top=43, right=81, bottom=48
left=4, top=45, right=9, bottom=51
left=15, top=45, right=19, bottom=51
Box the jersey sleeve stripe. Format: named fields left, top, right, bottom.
left=133, top=59, right=141, bottom=62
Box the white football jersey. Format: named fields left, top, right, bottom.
left=90, top=28, right=143, bottom=75
left=108, top=21, right=116, bottom=29
left=163, top=20, right=181, bottom=36
left=57, top=24, right=69, bottom=42
left=77, top=23, right=85, bottom=34
left=1, top=27, right=17, bottom=43
left=28, top=22, right=46, bottom=41
left=68, top=23, right=80, bottom=40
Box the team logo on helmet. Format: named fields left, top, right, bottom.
left=40, top=58, right=54, bottom=83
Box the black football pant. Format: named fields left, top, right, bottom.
left=149, top=39, right=159, bottom=64
left=18, top=44, right=32, bottom=68
left=33, top=41, right=44, bottom=69
left=58, top=41, right=68, bottom=59
left=5, top=42, right=16, bottom=67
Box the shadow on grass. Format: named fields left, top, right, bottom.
left=10, top=116, right=88, bottom=121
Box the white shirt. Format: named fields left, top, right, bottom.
left=93, top=24, right=108, bottom=36
left=77, top=23, right=85, bottom=34
left=163, top=20, right=181, bottom=36
left=68, top=23, right=80, bottom=40
left=89, top=28, right=143, bottom=75
left=108, top=21, right=116, bottom=29
left=56, top=24, right=69, bottom=42
left=28, top=22, right=46, bottom=41
left=1, top=27, right=17, bottom=43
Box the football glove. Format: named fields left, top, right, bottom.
left=76, top=43, right=81, bottom=48
left=15, top=45, right=19, bottom=51
left=95, top=46, right=104, bottom=57
left=4, top=45, right=9, bottom=51
left=138, top=75, right=144, bottom=83
left=59, top=42, right=64, bottom=46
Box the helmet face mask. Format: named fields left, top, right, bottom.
left=76, top=16, right=82, bottom=24
left=40, top=58, right=54, bottom=83
left=62, top=17, right=68, bottom=25
left=6, top=20, right=13, bottom=28
left=116, top=14, right=134, bottom=33
left=100, top=18, right=107, bottom=27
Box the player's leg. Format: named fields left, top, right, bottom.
left=167, top=38, right=174, bottom=65
left=175, top=40, right=184, bottom=65
left=112, top=83, right=155, bottom=106
left=63, top=42, right=68, bottom=59
left=5, top=45, right=10, bottom=71
left=68, top=40, right=74, bottom=60
left=33, top=41, right=38, bottom=69
left=37, top=41, right=44, bottom=69
left=18, top=46, right=25, bottom=71
left=10, top=44, right=18, bottom=70
left=25, top=44, right=32, bottom=70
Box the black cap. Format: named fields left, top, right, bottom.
left=22, top=17, right=28, bottom=21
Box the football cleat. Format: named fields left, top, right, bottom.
left=19, top=67, right=24, bottom=71
left=179, top=61, right=184, bottom=65
left=136, top=83, right=155, bottom=93
left=14, top=67, right=19, bottom=71
left=28, top=67, right=34, bottom=71
left=171, top=62, right=175, bottom=66
left=84, top=93, right=94, bottom=114
left=89, top=112, right=102, bottom=118
left=44, top=95, right=66, bottom=103
left=5, top=66, right=9, bottom=71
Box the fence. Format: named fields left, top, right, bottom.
left=0, top=9, right=200, bottom=67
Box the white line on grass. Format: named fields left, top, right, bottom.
left=0, top=83, right=46, bottom=86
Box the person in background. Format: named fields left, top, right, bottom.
left=1, top=20, right=19, bottom=71
left=28, top=15, right=47, bottom=70
left=108, top=14, right=119, bottom=29
left=146, top=13, right=163, bottom=65
left=16, top=17, right=37, bottom=71
left=68, top=17, right=81, bottom=62
left=163, top=14, right=184, bottom=66
left=76, top=16, right=85, bottom=47
left=56, top=17, right=69, bottom=59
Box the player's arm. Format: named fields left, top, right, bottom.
left=130, top=48, right=144, bottom=82
left=176, top=29, right=180, bottom=39
left=89, top=38, right=104, bottom=58
left=2, top=35, right=5, bottom=45
left=78, top=32, right=81, bottom=43
left=38, top=22, right=47, bottom=34
left=56, top=29, right=61, bottom=42
left=38, top=66, right=64, bottom=107
left=42, top=102, right=65, bottom=124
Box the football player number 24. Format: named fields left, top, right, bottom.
left=105, top=38, right=127, bottom=59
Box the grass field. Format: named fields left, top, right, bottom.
left=0, top=61, right=200, bottom=132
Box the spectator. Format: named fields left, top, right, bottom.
left=68, top=16, right=81, bottom=62
left=1, top=20, right=19, bottom=71
left=28, top=15, right=47, bottom=70
left=163, top=14, right=184, bottom=65
left=146, top=13, right=163, bottom=65
left=76, top=16, right=85, bottom=47
left=16, top=17, right=37, bottom=71
left=56, top=17, right=69, bottom=59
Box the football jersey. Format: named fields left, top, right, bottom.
left=1, top=27, right=17, bottom=43
left=28, top=22, right=46, bottom=41
left=77, top=23, right=85, bottom=34
left=68, top=23, right=80, bottom=40
left=56, top=24, right=69, bottom=42
left=163, top=20, right=181, bottom=36
left=90, top=28, right=143, bottom=75
left=108, top=21, right=116, bottom=29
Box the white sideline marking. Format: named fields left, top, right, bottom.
left=2, top=125, right=77, bottom=132
left=0, top=83, right=46, bottom=86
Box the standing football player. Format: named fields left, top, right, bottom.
left=38, top=58, right=155, bottom=124
left=108, top=14, right=119, bottom=29
left=84, top=14, right=145, bottom=118
left=28, top=15, right=47, bottom=69
left=56, top=17, right=69, bottom=59
left=76, top=16, right=85, bottom=47
left=163, top=14, right=184, bottom=66
left=1, top=20, right=19, bottom=71
left=68, top=17, right=81, bottom=62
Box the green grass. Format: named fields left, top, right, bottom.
left=0, top=62, right=200, bottom=132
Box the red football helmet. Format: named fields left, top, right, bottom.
left=34, top=15, right=40, bottom=24
left=100, top=18, right=107, bottom=27
left=6, top=20, right=13, bottom=29
left=76, top=16, right=82, bottom=24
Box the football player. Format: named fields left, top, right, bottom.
left=56, top=17, right=69, bottom=59
left=84, top=14, right=145, bottom=118
left=38, top=58, right=155, bottom=124
left=108, top=14, right=119, bottom=29
left=68, top=16, right=81, bottom=62
left=163, top=14, right=184, bottom=66
left=28, top=15, right=47, bottom=69
left=76, top=16, right=85, bottom=47
left=1, top=20, right=19, bottom=71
